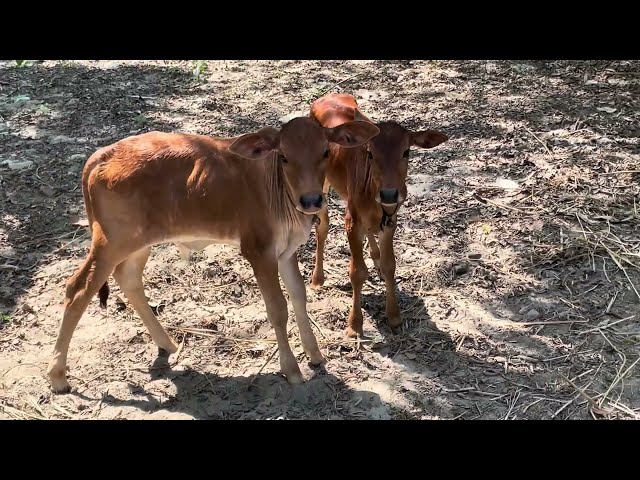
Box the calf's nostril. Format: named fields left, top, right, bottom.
left=300, top=194, right=323, bottom=210
left=380, top=188, right=399, bottom=204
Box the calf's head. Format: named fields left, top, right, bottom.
left=229, top=117, right=379, bottom=214
left=367, top=122, right=448, bottom=207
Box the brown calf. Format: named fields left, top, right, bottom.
left=309, top=93, right=448, bottom=338
left=47, top=117, right=379, bottom=393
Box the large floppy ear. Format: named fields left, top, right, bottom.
left=410, top=129, right=448, bottom=149
left=353, top=108, right=373, bottom=123
left=228, top=127, right=280, bottom=159
left=325, top=121, right=380, bottom=148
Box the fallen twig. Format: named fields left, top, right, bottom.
left=504, top=389, right=522, bottom=420
left=599, top=170, right=640, bottom=175
left=578, top=315, right=635, bottom=335
left=51, top=401, right=75, bottom=419
left=0, top=402, right=45, bottom=420
left=559, top=373, right=596, bottom=405
left=600, top=356, right=640, bottom=407
left=518, top=319, right=589, bottom=326
left=319, top=73, right=363, bottom=96
left=524, top=126, right=553, bottom=156
left=600, top=241, right=640, bottom=301
left=474, top=194, right=527, bottom=214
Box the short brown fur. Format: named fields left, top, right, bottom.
left=47, top=117, right=379, bottom=393
left=309, top=93, right=448, bottom=337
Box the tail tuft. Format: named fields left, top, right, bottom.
left=98, top=282, right=109, bottom=309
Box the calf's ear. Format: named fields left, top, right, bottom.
left=229, top=127, right=280, bottom=159
left=410, top=129, right=448, bottom=149
left=325, top=121, right=380, bottom=148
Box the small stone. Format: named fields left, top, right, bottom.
left=147, top=410, right=194, bottom=420
left=1, top=159, right=33, bottom=170
left=278, top=112, right=305, bottom=124
left=49, top=135, right=74, bottom=144
left=525, top=309, right=540, bottom=320
left=495, top=178, right=519, bottom=189
left=468, top=253, right=482, bottom=260
left=68, top=154, right=87, bottom=162
left=115, top=296, right=127, bottom=311
left=453, top=263, right=469, bottom=275
left=40, top=185, right=55, bottom=197
left=149, top=301, right=165, bottom=315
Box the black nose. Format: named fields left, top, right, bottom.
left=300, top=193, right=323, bottom=210
left=379, top=188, right=399, bottom=204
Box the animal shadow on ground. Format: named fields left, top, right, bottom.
left=360, top=289, right=430, bottom=336
left=69, top=351, right=392, bottom=420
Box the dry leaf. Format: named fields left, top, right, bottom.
left=530, top=219, right=544, bottom=231
left=591, top=405, right=614, bottom=416
left=495, top=178, right=519, bottom=189
left=40, top=185, right=55, bottom=197
left=69, top=215, right=89, bottom=227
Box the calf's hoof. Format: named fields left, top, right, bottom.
left=285, top=370, right=305, bottom=385
left=345, top=326, right=364, bottom=339
left=310, top=271, right=325, bottom=289
left=48, top=370, right=72, bottom=394
left=307, top=350, right=326, bottom=367
left=387, top=315, right=404, bottom=331
left=157, top=338, right=179, bottom=355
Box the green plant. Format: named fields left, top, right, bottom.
left=0, top=313, right=10, bottom=324
left=302, top=85, right=326, bottom=104
left=192, top=60, right=207, bottom=79
left=15, top=60, right=27, bottom=67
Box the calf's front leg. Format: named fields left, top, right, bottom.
left=346, top=212, right=367, bottom=338
left=379, top=224, right=402, bottom=330
left=279, top=253, right=324, bottom=366
left=247, top=251, right=304, bottom=384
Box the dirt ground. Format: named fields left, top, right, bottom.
left=1, top=60, right=639, bottom=420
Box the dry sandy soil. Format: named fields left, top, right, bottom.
left=1, top=60, right=639, bottom=420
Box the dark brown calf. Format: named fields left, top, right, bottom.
left=309, top=93, right=448, bottom=338
left=47, top=117, right=379, bottom=393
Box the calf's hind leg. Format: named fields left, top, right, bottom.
left=311, top=180, right=331, bottom=288
left=367, top=231, right=382, bottom=279
left=47, top=245, right=119, bottom=394
left=112, top=247, right=178, bottom=354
